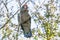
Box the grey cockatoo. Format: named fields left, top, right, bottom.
left=18, top=4, right=32, bottom=38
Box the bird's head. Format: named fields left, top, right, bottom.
left=21, top=4, right=28, bottom=12
left=23, top=4, right=28, bottom=9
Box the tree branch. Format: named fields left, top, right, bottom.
left=0, top=9, right=20, bottom=29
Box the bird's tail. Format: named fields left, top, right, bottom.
left=24, top=29, right=32, bottom=38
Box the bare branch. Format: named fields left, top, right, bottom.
left=0, top=9, right=20, bottom=29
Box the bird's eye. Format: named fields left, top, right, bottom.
left=24, top=6, right=27, bottom=9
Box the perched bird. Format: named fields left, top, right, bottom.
left=18, top=4, right=32, bottom=38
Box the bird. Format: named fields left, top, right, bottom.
left=18, top=4, right=32, bottom=38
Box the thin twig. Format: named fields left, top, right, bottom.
left=0, top=9, right=20, bottom=29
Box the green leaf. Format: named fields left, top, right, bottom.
left=34, top=36, right=38, bottom=40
